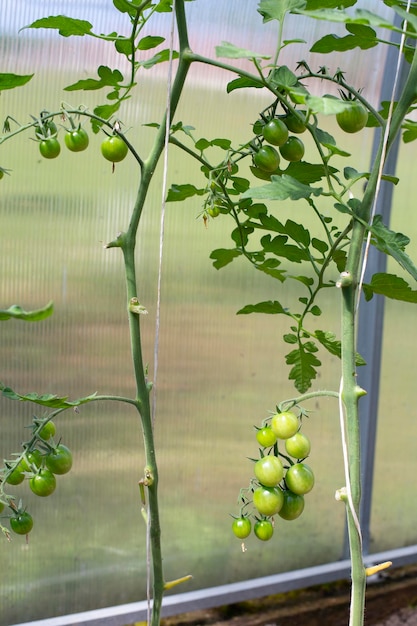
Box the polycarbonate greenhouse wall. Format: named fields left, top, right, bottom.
left=1, top=2, right=417, bottom=625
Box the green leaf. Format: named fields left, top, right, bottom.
left=237, top=300, right=288, bottom=315
left=24, top=16, right=93, bottom=37
left=64, top=66, right=123, bottom=92
left=306, top=94, right=351, bottom=115
left=0, top=384, right=97, bottom=408
left=294, top=8, right=396, bottom=31
left=242, top=174, right=322, bottom=201
left=258, top=0, right=306, bottom=23
left=138, top=36, right=165, bottom=50
left=370, top=215, right=417, bottom=281
left=113, top=0, right=139, bottom=16
left=261, top=234, right=309, bottom=263
left=312, top=238, right=329, bottom=254
left=315, top=127, right=336, bottom=146
left=210, top=248, right=242, bottom=269
left=226, top=76, right=263, bottom=93
left=285, top=343, right=321, bottom=393
left=255, top=262, right=287, bottom=282
left=305, top=0, right=356, bottom=7
left=0, top=302, right=53, bottom=322
left=311, top=24, right=377, bottom=53
left=402, top=119, right=417, bottom=144
left=363, top=273, right=417, bottom=303
left=93, top=102, right=121, bottom=125
left=314, top=330, right=366, bottom=365
left=285, top=161, right=336, bottom=184
left=215, top=41, right=270, bottom=60
left=166, top=183, right=205, bottom=202
left=114, top=38, right=132, bottom=57
left=268, top=66, right=299, bottom=89
left=139, top=49, right=179, bottom=69
left=285, top=219, right=310, bottom=247
left=0, top=73, right=34, bottom=92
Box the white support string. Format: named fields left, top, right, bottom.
left=147, top=2, right=177, bottom=623
left=338, top=2, right=411, bottom=540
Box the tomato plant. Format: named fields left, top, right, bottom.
left=254, top=519, right=274, bottom=541
left=285, top=463, right=315, bottom=495
left=254, top=455, right=284, bottom=487
left=253, top=145, right=280, bottom=172
left=10, top=511, right=33, bottom=535
left=39, top=138, right=60, bottom=159
left=232, top=516, right=251, bottom=539
left=270, top=411, right=299, bottom=439
left=29, top=468, right=56, bottom=497
left=101, top=135, right=128, bottom=163
left=262, top=118, right=289, bottom=146
left=64, top=127, right=89, bottom=152
left=336, top=101, right=368, bottom=133
left=46, top=444, right=73, bottom=475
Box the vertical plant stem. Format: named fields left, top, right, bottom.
left=118, top=3, right=191, bottom=625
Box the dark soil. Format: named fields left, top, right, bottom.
left=161, top=565, right=417, bottom=626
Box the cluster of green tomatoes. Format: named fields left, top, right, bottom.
left=33, top=115, right=128, bottom=164
left=0, top=418, right=73, bottom=538
left=232, top=409, right=314, bottom=543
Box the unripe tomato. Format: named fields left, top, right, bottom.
left=254, top=519, right=274, bottom=541
left=278, top=490, right=305, bottom=520
left=254, top=455, right=284, bottom=487
left=336, top=102, right=368, bottom=133
left=207, top=204, right=220, bottom=218
left=29, top=468, right=56, bottom=497
left=101, top=135, right=128, bottom=163
left=39, top=420, right=56, bottom=440
left=253, top=485, right=284, bottom=516
left=285, top=432, right=311, bottom=459
left=0, top=501, right=5, bottom=513
left=270, top=411, right=299, bottom=439
left=256, top=426, right=277, bottom=448
left=46, top=444, right=73, bottom=475
left=279, top=136, right=305, bottom=162
left=10, top=511, right=33, bottom=535
left=253, top=145, right=280, bottom=173
left=283, top=111, right=306, bottom=133
left=232, top=516, right=252, bottom=539
left=262, top=119, right=288, bottom=146
left=64, top=127, right=89, bottom=152
left=39, top=138, right=61, bottom=159
left=285, top=463, right=314, bottom=495
left=20, top=450, right=43, bottom=472
left=5, top=464, right=25, bottom=485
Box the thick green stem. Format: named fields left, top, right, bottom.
left=339, top=38, right=417, bottom=626
left=117, top=3, right=192, bottom=625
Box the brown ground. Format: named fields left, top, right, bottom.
left=161, top=565, right=417, bottom=626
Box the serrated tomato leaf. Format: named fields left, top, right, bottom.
left=23, top=16, right=93, bottom=37
left=215, top=41, right=270, bottom=60
left=0, top=384, right=97, bottom=408
left=314, top=330, right=366, bottom=365
left=0, top=302, right=54, bottom=322
left=285, top=343, right=321, bottom=393
left=0, top=73, right=34, bottom=92
left=237, top=300, right=288, bottom=315
left=242, top=175, right=322, bottom=201
left=210, top=248, right=242, bottom=269
left=166, top=184, right=206, bottom=202
left=363, top=273, right=417, bottom=303
left=370, top=215, right=417, bottom=281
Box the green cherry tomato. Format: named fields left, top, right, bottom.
left=39, top=421, right=56, bottom=441
left=20, top=450, right=43, bottom=472
left=254, top=519, right=274, bottom=541
left=279, top=136, right=305, bottom=162
left=39, top=138, right=61, bottom=159
left=262, top=119, right=289, bottom=146
left=101, top=135, right=128, bottom=163
left=285, top=432, right=311, bottom=459
left=270, top=411, right=299, bottom=440
left=285, top=463, right=315, bottom=495
left=254, top=455, right=284, bottom=487
left=5, top=464, right=25, bottom=486
left=232, top=516, right=252, bottom=539
left=283, top=112, right=306, bottom=134
left=207, top=204, right=220, bottom=218
left=64, top=127, right=89, bottom=152
left=256, top=426, right=277, bottom=448
left=278, top=490, right=305, bottom=521
left=253, top=145, right=280, bottom=173
left=10, top=511, right=34, bottom=535
left=29, top=468, right=56, bottom=497
left=0, top=170, right=4, bottom=180
left=0, top=501, right=5, bottom=514
left=253, top=485, right=283, bottom=516
left=336, top=102, right=368, bottom=133
left=46, top=444, right=73, bottom=475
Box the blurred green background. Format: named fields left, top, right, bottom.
left=1, top=2, right=417, bottom=624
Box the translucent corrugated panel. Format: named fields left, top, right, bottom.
left=1, top=1, right=409, bottom=623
